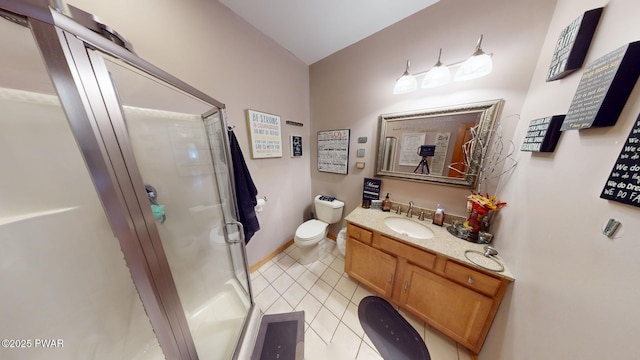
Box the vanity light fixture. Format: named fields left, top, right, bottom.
left=392, top=60, right=418, bottom=94
left=392, top=35, right=493, bottom=94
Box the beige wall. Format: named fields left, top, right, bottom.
left=485, top=0, right=640, bottom=358
left=68, top=0, right=312, bottom=265
left=312, top=0, right=640, bottom=359
left=309, top=0, right=557, bottom=233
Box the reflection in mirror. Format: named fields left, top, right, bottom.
left=376, top=99, right=504, bottom=188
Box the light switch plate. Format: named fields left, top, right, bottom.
left=357, top=148, right=365, bottom=157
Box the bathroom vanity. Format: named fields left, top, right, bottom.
left=344, top=207, right=514, bottom=354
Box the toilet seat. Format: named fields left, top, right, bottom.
left=295, top=219, right=328, bottom=243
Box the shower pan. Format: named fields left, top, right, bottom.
left=0, top=1, right=259, bottom=359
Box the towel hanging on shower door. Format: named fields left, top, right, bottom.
left=228, top=127, right=260, bottom=243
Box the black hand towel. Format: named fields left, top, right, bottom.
left=228, top=129, right=260, bottom=243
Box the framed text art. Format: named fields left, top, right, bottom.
left=318, top=129, right=350, bottom=174
left=290, top=135, right=302, bottom=157
left=561, top=41, right=640, bottom=131
left=246, top=109, right=282, bottom=158
left=546, top=7, right=603, bottom=81
left=600, top=112, right=640, bottom=208
left=521, top=115, right=565, bottom=152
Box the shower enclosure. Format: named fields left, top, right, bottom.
left=0, top=1, right=258, bottom=359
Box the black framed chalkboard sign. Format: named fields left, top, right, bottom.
left=560, top=41, right=640, bottom=131
left=521, top=115, right=565, bottom=152
left=546, top=7, right=603, bottom=82
left=601, top=113, right=640, bottom=208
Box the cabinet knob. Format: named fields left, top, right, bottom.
left=467, top=277, right=475, bottom=284
left=355, top=232, right=361, bottom=239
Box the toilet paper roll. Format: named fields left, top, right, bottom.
left=255, top=198, right=266, bottom=213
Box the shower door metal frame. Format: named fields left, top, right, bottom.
left=1, top=1, right=258, bottom=358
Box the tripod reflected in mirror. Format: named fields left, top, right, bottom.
left=414, top=145, right=435, bottom=174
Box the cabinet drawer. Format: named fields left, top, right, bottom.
left=347, top=223, right=373, bottom=245
left=444, top=260, right=502, bottom=297
left=373, top=235, right=436, bottom=270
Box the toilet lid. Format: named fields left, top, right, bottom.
left=295, top=220, right=328, bottom=241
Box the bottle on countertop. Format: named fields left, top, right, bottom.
left=433, top=204, right=445, bottom=226
left=381, top=193, right=392, bottom=212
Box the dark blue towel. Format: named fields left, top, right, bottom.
left=228, top=129, right=260, bottom=243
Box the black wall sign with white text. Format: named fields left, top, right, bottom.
left=601, top=113, right=640, bottom=208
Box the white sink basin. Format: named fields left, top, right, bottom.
left=384, top=217, right=434, bottom=240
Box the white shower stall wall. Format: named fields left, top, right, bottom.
left=0, top=88, right=163, bottom=360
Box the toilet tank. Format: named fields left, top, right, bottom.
left=314, top=195, right=344, bottom=224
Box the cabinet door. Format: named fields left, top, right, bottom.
left=400, top=264, right=493, bottom=350
left=345, top=237, right=397, bottom=297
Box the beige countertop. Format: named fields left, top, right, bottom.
left=344, top=207, right=515, bottom=281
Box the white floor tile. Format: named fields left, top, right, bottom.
left=250, top=273, right=269, bottom=296
left=329, top=257, right=345, bottom=273
left=324, top=289, right=349, bottom=319
left=351, top=284, right=376, bottom=305
left=320, top=267, right=342, bottom=287
left=297, top=269, right=319, bottom=291
left=308, top=260, right=329, bottom=277
left=271, top=272, right=295, bottom=295
left=356, top=341, right=382, bottom=360
left=319, top=249, right=336, bottom=266
left=265, top=296, right=293, bottom=315
left=341, top=302, right=364, bottom=337
left=286, top=262, right=307, bottom=280
left=330, top=322, right=360, bottom=359
left=282, top=282, right=307, bottom=308
left=261, top=262, right=284, bottom=282
left=457, top=343, right=473, bottom=360
left=265, top=242, right=462, bottom=360
left=334, top=276, right=358, bottom=300
left=257, top=259, right=275, bottom=274
left=296, top=293, right=322, bottom=325
left=304, top=327, right=327, bottom=360
left=275, top=253, right=296, bottom=270
left=254, top=285, right=279, bottom=313
left=423, top=324, right=459, bottom=360
left=309, top=279, right=333, bottom=303
left=288, top=246, right=301, bottom=260
left=310, top=307, right=340, bottom=343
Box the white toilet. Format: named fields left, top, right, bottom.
left=294, top=195, right=345, bottom=265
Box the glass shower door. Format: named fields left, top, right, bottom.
left=87, top=50, right=253, bottom=360
left=0, top=14, right=163, bottom=360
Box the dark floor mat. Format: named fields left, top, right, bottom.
left=251, top=311, right=304, bottom=360
left=358, top=296, right=430, bottom=360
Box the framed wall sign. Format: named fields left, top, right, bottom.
left=246, top=109, right=282, bottom=158
left=601, top=112, right=640, bottom=208
left=561, top=41, right=640, bottom=131
left=317, top=129, right=350, bottom=174
left=546, top=7, right=603, bottom=82
left=290, top=135, right=302, bottom=157
left=521, top=115, right=565, bottom=152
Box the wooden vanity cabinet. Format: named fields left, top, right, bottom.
left=345, top=222, right=509, bottom=354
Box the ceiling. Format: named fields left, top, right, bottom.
left=218, top=0, right=439, bottom=65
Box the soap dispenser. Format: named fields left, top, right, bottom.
left=382, top=193, right=392, bottom=212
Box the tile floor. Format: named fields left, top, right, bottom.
left=250, top=239, right=473, bottom=360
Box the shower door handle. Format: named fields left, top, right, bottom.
left=223, top=220, right=245, bottom=244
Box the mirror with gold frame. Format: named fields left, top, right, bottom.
left=376, top=99, right=504, bottom=187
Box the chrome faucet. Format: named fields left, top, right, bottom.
left=406, top=201, right=414, bottom=218
left=395, top=205, right=402, bottom=214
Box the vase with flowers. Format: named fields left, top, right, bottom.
left=464, top=193, right=506, bottom=242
